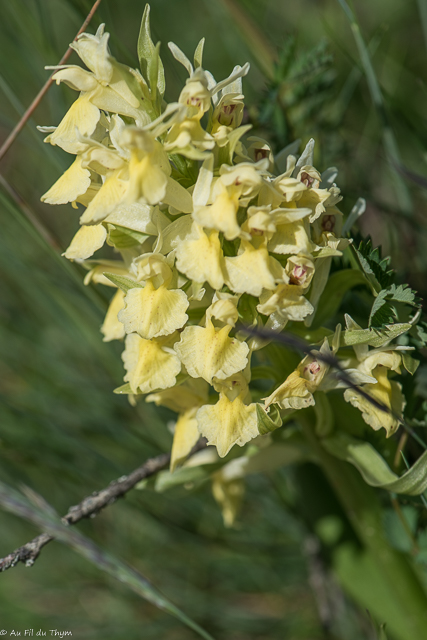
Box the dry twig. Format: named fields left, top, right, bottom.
left=0, top=450, right=171, bottom=571
left=0, top=0, right=102, bottom=163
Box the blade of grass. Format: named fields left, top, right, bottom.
left=417, top=0, right=427, bottom=55
left=0, top=480, right=215, bottom=640
left=218, top=0, right=275, bottom=79
left=336, top=0, right=412, bottom=216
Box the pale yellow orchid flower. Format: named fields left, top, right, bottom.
left=41, top=156, right=91, bottom=205
left=196, top=392, right=258, bottom=458
left=122, top=332, right=181, bottom=394
left=101, top=289, right=126, bottom=342
left=174, top=318, right=249, bottom=384
left=175, top=223, right=226, bottom=290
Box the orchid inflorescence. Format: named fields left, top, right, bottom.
left=40, top=6, right=417, bottom=483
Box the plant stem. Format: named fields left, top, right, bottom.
left=300, top=415, right=427, bottom=640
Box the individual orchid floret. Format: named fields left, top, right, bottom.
left=146, top=379, right=209, bottom=471
left=268, top=217, right=316, bottom=256
left=174, top=318, right=249, bottom=384
left=297, top=165, right=321, bottom=189
left=41, top=156, right=92, bottom=206
left=39, top=94, right=101, bottom=155
left=122, top=332, right=181, bottom=394
left=264, top=336, right=334, bottom=410
left=196, top=392, right=258, bottom=458
left=175, top=223, right=226, bottom=290
left=118, top=280, right=189, bottom=340
left=101, top=289, right=126, bottom=342
left=62, top=224, right=107, bottom=261
left=207, top=292, right=240, bottom=328
left=284, top=256, right=315, bottom=291
left=343, top=345, right=407, bottom=437
left=257, top=284, right=314, bottom=325
left=224, top=239, right=283, bottom=297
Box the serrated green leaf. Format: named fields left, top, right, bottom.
left=256, top=403, right=283, bottom=435
left=104, top=273, right=142, bottom=293
left=137, top=4, right=165, bottom=100
left=369, top=284, right=420, bottom=327
left=323, top=433, right=427, bottom=495
left=369, top=289, right=396, bottom=327
left=352, top=237, right=394, bottom=293
left=340, top=323, right=411, bottom=347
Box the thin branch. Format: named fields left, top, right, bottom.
left=0, top=0, right=102, bottom=163
left=0, top=440, right=205, bottom=572
left=240, top=324, right=427, bottom=450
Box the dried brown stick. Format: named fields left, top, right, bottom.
left=0, top=450, right=172, bottom=572
left=0, top=0, right=102, bottom=163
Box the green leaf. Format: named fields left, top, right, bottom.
left=106, top=224, right=149, bottom=249
left=369, top=284, right=421, bottom=327
left=250, top=366, right=282, bottom=382
left=352, top=237, right=394, bottom=293
left=401, top=352, right=420, bottom=375
left=313, top=268, right=367, bottom=328
left=113, top=383, right=134, bottom=395
left=137, top=4, right=165, bottom=100
left=256, top=403, right=283, bottom=435
left=340, top=323, right=411, bottom=347
left=323, top=433, right=427, bottom=495
left=103, top=273, right=142, bottom=293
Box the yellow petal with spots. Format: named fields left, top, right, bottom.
left=63, top=224, right=107, bottom=260
left=44, top=94, right=100, bottom=154
left=170, top=409, right=200, bottom=472
left=122, top=333, right=181, bottom=394
left=101, top=289, right=125, bottom=342
left=175, top=223, right=225, bottom=290
left=196, top=393, right=258, bottom=457
left=118, top=281, right=189, bottom=339
left=174, top=320, right=249, bottom=383
left=224, top=242, right=275, bottom=297
left=41, top=156, right=91, bottom=205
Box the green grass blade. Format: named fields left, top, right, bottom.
left=0, top=480, right=216, bottom=640
left=337, top=0, right=412, bottom=216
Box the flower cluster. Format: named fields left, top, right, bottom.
left=40, top=17, right=410, bottom=471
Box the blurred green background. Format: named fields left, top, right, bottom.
left=1, top=0, right=427, bottom=638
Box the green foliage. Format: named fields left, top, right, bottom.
left=257, top=37, right=335, bottom=149
left=369, top=284, right=421, bottom=328
left=352, top=236, right=395, bottom=294
left=323, top=433, right=427, bottom=495
left=137, top=3, right=165, bottom=107
left=256, top=403, right=282, bottom=435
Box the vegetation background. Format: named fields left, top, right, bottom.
left=1, top=0, right=427, bottom=638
